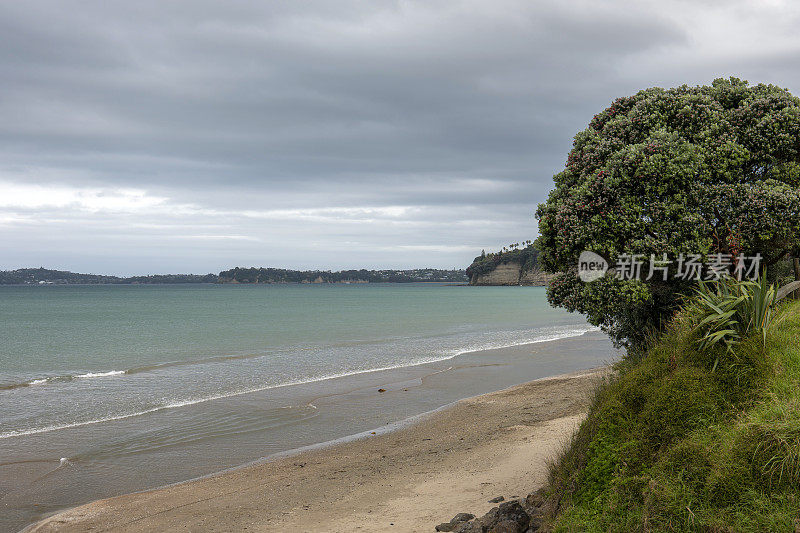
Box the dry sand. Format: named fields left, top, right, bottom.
left=25, top=368, right=604, bottom=533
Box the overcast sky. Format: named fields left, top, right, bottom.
left=2, top=0, right=799, bottom=275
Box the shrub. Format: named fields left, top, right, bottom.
left=535, top=78, right=800, bottom=349
left=688, top=276, right=776, bottom=363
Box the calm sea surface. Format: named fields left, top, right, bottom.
left=0, top=283, right=616, bottom=531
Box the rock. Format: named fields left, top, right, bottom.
left=525, top=515, right=542, bottom=532
left=437, top=512, right=476, bottom=531
left=485, top=502, right=530, bottom=533
left=488, top=496, right=505, bottom=503
left=522, top=489, right=547, bottom=522
left=491, top=520, right=523, bottom=533
left=524, top=489, right=545, bottom=510
left=441, top=499, right=534, bottom=533
left=476, top=506, right=500, bottom=527
left=499, top=500, right=528, bottom=514
left=469, top=260, right=554, bottom=286
left=454, top=522, right=483, bottom=533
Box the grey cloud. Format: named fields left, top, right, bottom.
left=0, top=0, right=796, bottom=273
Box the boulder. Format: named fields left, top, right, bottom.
left=441, top=489, right=551, bottom=533
left=436, top=512, right=476, bottom=531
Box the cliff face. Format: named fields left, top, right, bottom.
left=519, top=266, right=555, bottom=285
left=469, top=260, right=554, bottom=286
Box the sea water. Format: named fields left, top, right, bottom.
left=0, top=283, right=616, bottom=531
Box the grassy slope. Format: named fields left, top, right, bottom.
left=547, top=300, right=800, bottom=532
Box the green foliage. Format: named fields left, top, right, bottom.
left=535, top=78, right=800, bottom=348
left=688, top=276, right=777, bottom=356
left=774, top=257, right=798, bottom=287
left=545, top=300, right=800, bottom=532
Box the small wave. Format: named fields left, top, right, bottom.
left=0, top=369, right=127, bottom=391
left=1, top=354, right=287, bottom=391
left=76, top=370, right=125, bottom=379
left=0, top=377, right=58, bottom=391
left=122, top=352, right=270, bottom=375
left=450, top=325, right=599, bottom=357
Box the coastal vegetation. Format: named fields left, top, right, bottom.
left=529, top=79, right=800, bottom=531
left=535, top=78, right=800, bottom=349
left=544, top=287, right=800, bottom=531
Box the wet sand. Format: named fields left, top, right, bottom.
left=26, top=368, right=604, bottom=533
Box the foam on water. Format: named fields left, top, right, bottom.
left=76, top=370, right=125, bottom=379
left=1, top=369, right=128, bottom=391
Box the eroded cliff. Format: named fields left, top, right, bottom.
left=465, top=246, right=553, bottom=286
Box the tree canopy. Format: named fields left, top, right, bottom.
left=535, top=78, right=800, bottom=348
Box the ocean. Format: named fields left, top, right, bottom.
left=0, top=283, right=617, bottom=531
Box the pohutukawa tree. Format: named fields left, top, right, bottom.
left=535, top=78, right=800, bottom=349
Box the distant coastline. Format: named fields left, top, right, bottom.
left=0, top=268, right=218, bottom=285
left=2, top=259, right=556, bottom=286
left=0, top=266, right=467, bottom=285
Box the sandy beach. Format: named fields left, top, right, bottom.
left=25, top=368, right=604, bottom=533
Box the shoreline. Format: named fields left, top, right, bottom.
left=3, top=329, right=618, bottom=532
left=24, top=367, right=607, bottom=533
left=1, top=324, right=598, bottom=441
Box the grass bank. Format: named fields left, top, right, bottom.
left=546, top=299, right=800, bottom=531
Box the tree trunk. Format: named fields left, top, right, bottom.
left=794, top=257, right=800, bottom=299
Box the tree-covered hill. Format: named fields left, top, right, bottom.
left=464, top=242, right=553, bottom=285
left=0, top=268, right=217, bottom=285
left=465, top=243, right=540, bottom=280
left=217, top=267, right=466, bottom=284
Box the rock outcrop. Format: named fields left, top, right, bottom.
left=435, top=489, right=548, bottom=533
left=469, top=260, right=554, bottom=287
left=465, top=245, right=554, bottom=287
